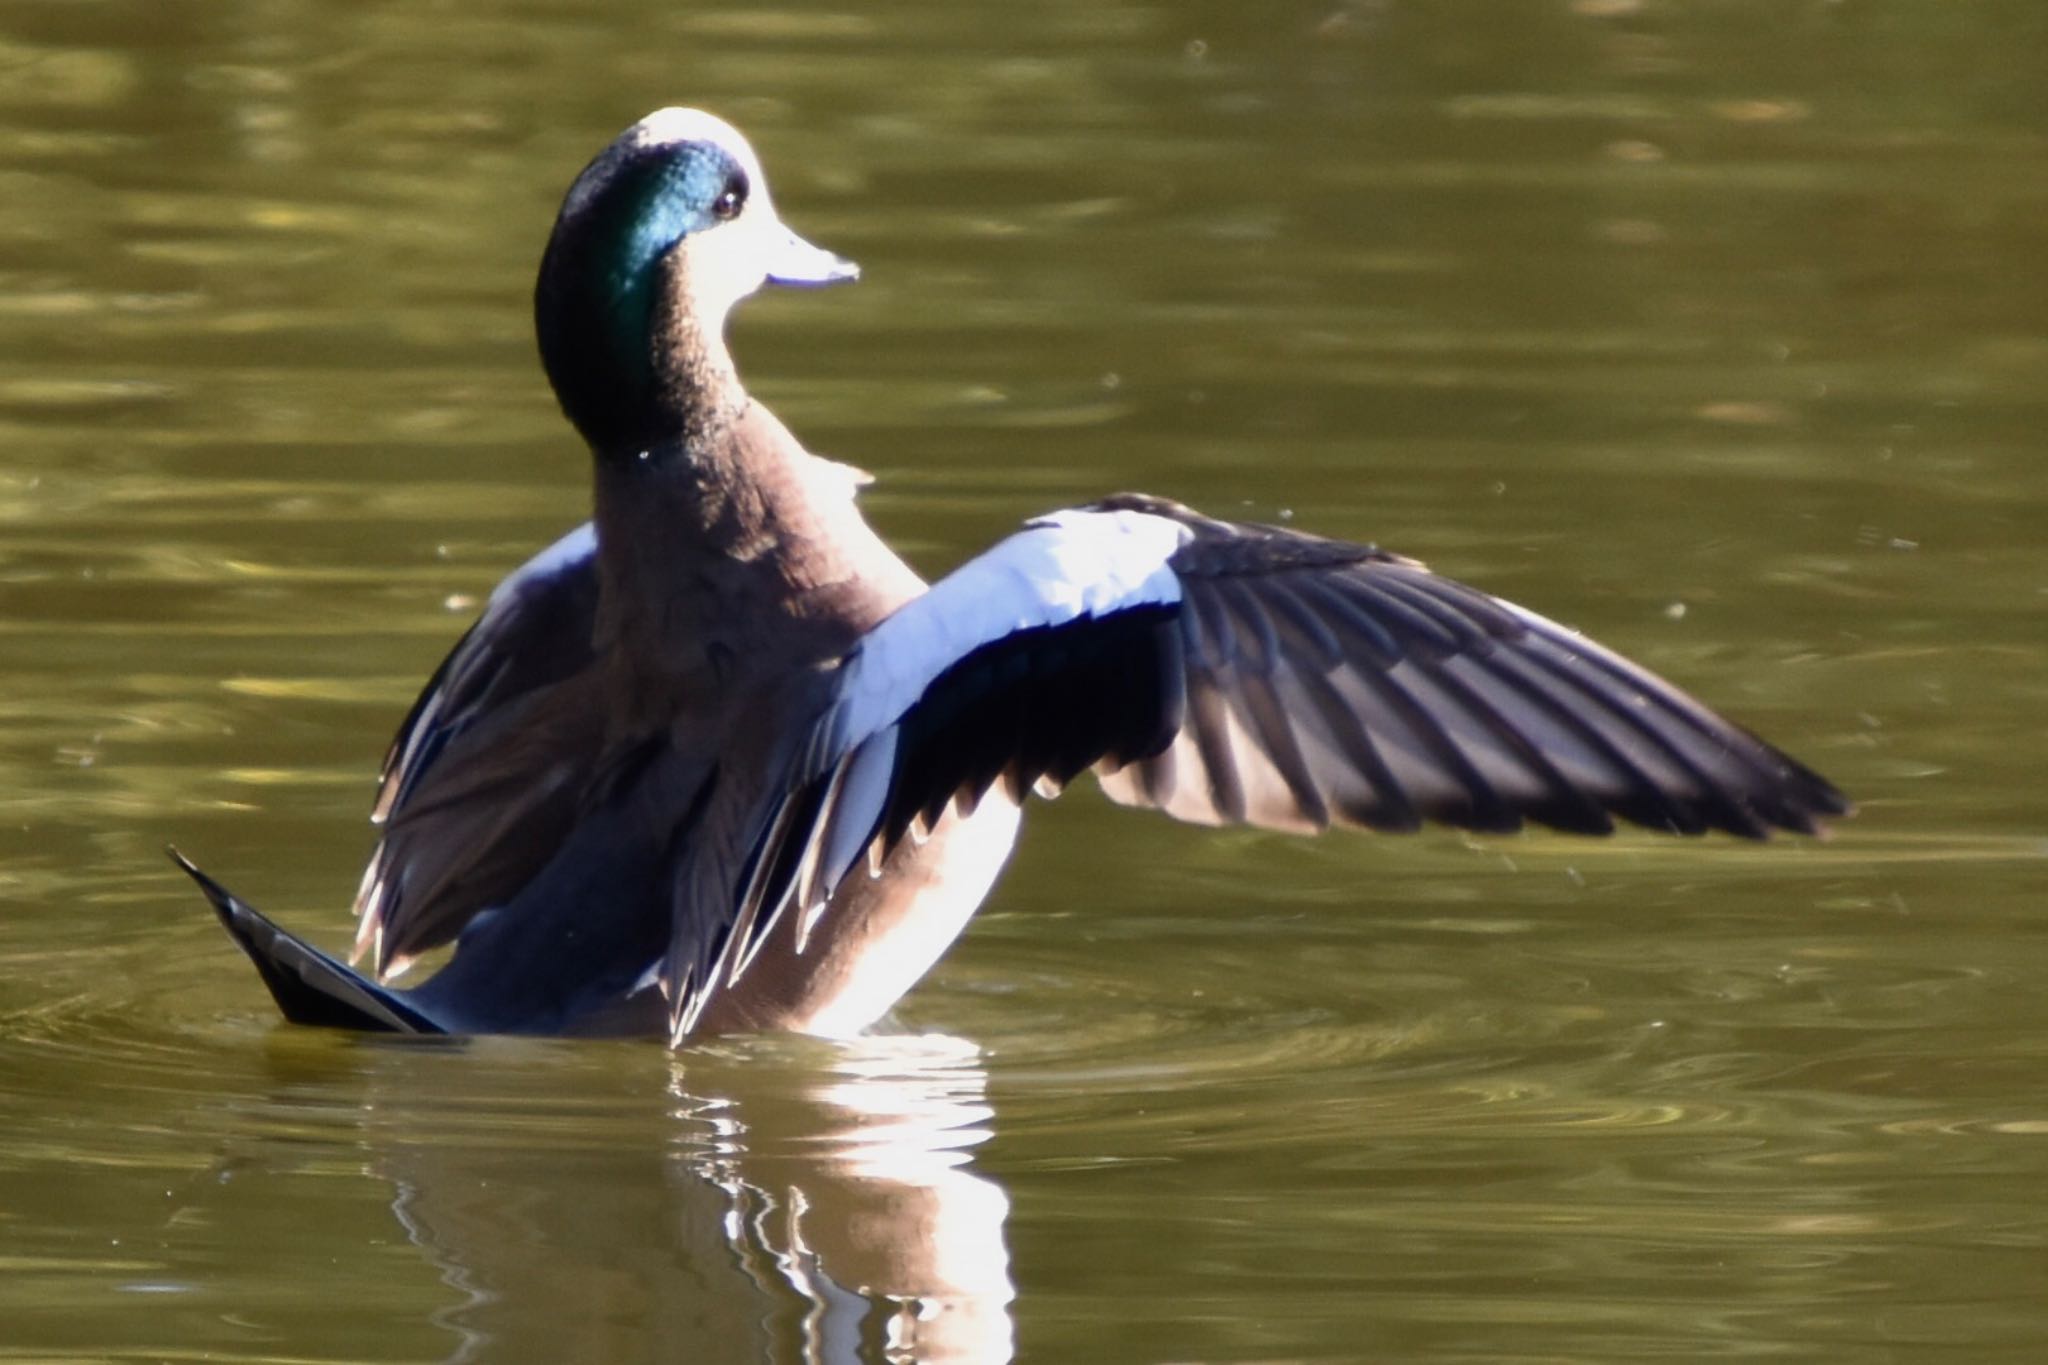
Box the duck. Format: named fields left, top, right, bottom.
left=173, top=108, right=1849, bottom=1047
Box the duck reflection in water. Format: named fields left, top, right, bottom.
left=173, top=108, right=1846, bottom=1046
left=331, top=1034, right=1011, bottom=1363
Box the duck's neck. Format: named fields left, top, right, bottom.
left=639, top=300, right=746, bottom=448
left=590, top=390, right=772, bottom=568
left=587, top=381, right=922, bottom=704
left=536, top=234, right=747, bottom=454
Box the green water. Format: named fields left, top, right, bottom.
left=2, top=1, right=2044, bottom=1361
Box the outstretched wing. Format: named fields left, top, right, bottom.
left=354, top=523, right=608, bottom=975
left=673, top=493, right=1848, bottom=1040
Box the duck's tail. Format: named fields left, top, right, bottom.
left=168, top=847, right=446, bottom=1034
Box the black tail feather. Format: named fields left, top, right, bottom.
left=168, top=847, right=446, bottom=1035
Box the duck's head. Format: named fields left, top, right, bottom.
left=534, top=108, right=857, bottom=453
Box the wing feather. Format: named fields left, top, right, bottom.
left=663, top=494, right=1849, bottom=1042
left=354, top=524, right=606, bottom=974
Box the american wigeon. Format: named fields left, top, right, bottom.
left=174, top=109, right=1848, bottom=1046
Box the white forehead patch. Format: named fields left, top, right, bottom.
left=558, top=107, right=769, bottom=220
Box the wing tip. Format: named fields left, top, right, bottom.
left=167, top=846, right=443, bottom=1035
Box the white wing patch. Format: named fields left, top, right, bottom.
left=815, top=507, right=1190, bottom=761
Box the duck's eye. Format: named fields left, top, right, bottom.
left=712, top=184, right=745, bottom=221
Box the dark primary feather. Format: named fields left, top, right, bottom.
left=881, top=608, right=1184, bottom=844
left=175, top=768, right=681, bottom=1038
left=1105, top=496, right=1844, bottom=837
left=171, top=848, right=442, bottom=1034
left=371, top=535, right=601, bottom=819
left=354, top=533, right=605, bottom=975
left=704, top=495, right=1847, bottom=1011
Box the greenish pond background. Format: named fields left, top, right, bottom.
left=2, top=1, right=2044, bottom=1361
